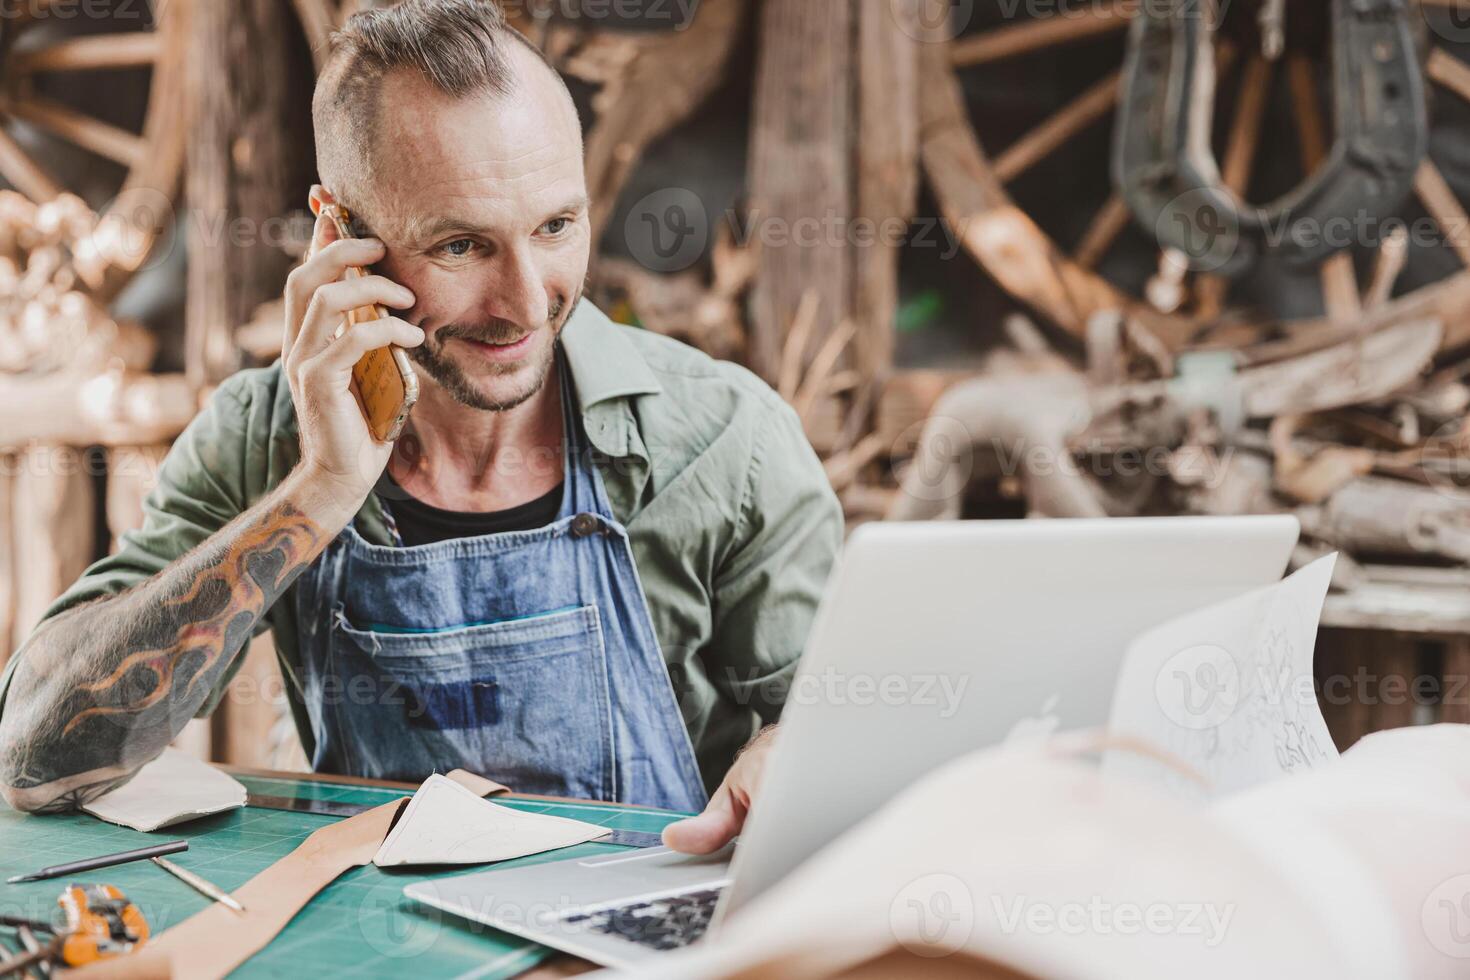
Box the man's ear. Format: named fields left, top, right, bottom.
left=308, top=184, right=337, bottom=217
left=306, top=185, right=342, bottom=257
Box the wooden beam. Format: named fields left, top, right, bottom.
left=212, top=634, right=294, bottom=767
left=1287, top=53, right=1360, bottom=324
left=1237, top=318, right=1440, bottom=418
left=1237, top=269, right=1470, bottom=364
left=187, top=0, right=316, bottom=387
left=0, top=125, right=60, bottom=201
left=1310, top=475, right=1470, bottom=565
left=1197, top=55, right=1272, bottom=318
left=746, top=0, right=855, bottom=381
left=993, top=70, right=1120, bottom=185
left=0, top=372, right=197, bottom=451
left=851, top=0, right=921, bottom=387
left=105, top=444, right=169, bottom=549
left=11, top=32, right=161, bottom=73
left=1074, top=193, right=1131, bottom=268
left=1320, top=565, right=1470, bottom=635
left=1362, top=224, right=1409, bottom=310
left=1414, top=157, right=1470, bottom=266
left=1368, top=634, right=1422, bottom=733
left=950, top=3, right=1133, bottom=68
left=10, top=445, right=95, bottom=650
left=8, top=96, right=147, bottom=168
left=1315, top=628, right=1376, bottom=752
left=1426, top=47, right=1470, bottom=104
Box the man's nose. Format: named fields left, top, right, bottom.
left=485, top=244, right=550, bottom=329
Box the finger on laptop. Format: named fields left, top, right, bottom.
left=662, top=782, right=745, bottom=855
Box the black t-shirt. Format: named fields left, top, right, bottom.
left=379, top=474, right=564, bottom=546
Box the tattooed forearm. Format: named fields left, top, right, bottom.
left=0, top=483, right=332, bottom=812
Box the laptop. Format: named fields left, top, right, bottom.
left=404, top=515, right=1300, bottom=968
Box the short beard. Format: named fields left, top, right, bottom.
left=409, top=292, right=575, bottom=412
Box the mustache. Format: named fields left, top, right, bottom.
left=431, top=297, right=567, bottom=346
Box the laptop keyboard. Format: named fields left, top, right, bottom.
left=561, top=886, right=724, bottom=951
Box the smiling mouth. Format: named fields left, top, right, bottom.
left=458, top=333, right=534, bottom=361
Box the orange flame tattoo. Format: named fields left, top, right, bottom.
left=61, top=504, right=324, bottom=737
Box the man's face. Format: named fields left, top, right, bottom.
left=354, top=55, right=589, bottom=412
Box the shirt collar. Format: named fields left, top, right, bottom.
left=560, top=299, right=661, bottom=459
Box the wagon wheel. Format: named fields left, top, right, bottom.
left=0, top=0, right=186, bottom=301
left=926, top=0, right=1470, bottom=365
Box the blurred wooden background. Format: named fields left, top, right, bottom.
left=3, top=0, right=1470, bottom=769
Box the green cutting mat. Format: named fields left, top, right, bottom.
left=0, top=774, right=690, bottom=978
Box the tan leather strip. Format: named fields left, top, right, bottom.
left=147, top=797, right=404, bottom=980
left=94, top=770, right=506, bottom=978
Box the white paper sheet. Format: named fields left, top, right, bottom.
left=1103, top=554, right=1340, bottom=799
left=373, top=773, right=611, bottom=867
left=83, top=748, right=247, bottom=832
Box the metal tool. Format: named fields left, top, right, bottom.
left=6, top=840, right=188, bottom=884
left=247, top=793, right=668, bottom=848
left=246, top=793, right=377, bottom=819
left=0, top=885, right=148, bottom=977
left=150, top=856, right=245, bottom=914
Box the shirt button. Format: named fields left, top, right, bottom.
left=571, top=513, right=602, bottom=538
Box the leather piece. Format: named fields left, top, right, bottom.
left=146, top=795, right=406, bottom=980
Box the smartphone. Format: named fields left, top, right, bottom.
left=313, top=201, right=419, bottom=442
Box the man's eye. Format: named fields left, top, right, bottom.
left=443, top=239, right=474, bottom=256
left=542, top=217, right=569, bottom=235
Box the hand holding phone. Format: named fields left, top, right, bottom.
left=309, top=198, right=420, bottom=442
left=280, top=193, right=424, bottom=507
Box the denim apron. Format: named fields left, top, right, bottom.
left=291, top=359, right=708, bottom=812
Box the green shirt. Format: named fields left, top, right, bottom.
left=4, top=301, right=843, bottom=793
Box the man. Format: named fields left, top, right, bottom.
left=0, top=0, right=841, bottom=856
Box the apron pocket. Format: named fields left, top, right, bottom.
left=326, top=604, right=615, bottom=798
left=333, top=604, right=601, bottom=659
